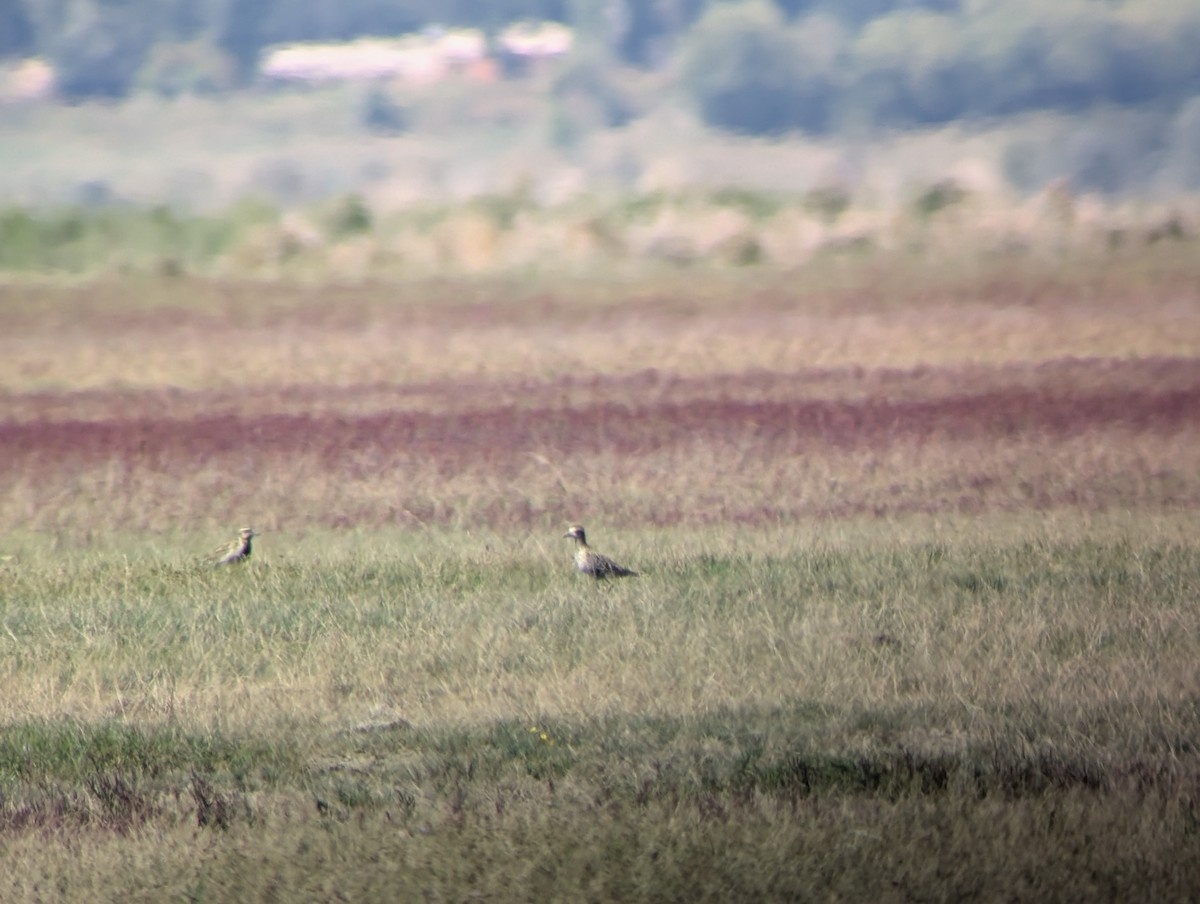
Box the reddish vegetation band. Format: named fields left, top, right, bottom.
left=2, top=374, right=1198, bottom=468
left=3, top=356, right=1199, bottom=530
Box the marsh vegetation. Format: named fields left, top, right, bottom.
left=1, top=248, right=1199, bottom=900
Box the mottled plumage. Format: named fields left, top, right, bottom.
left=563, top=524, right=637, bottom=579
left=210, top=527, right=256, bottom=566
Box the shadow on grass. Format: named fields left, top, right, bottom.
left=1, top=700, right=1195, bottom=837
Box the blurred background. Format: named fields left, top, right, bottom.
left=1, top=0, right=1197, bottom=277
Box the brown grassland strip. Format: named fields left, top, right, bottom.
left=3, top=247, right=1200, bottom=396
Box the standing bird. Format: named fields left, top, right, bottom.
left=210, top=527, right=256, bottom=566
left=563, top=524, right=638, bottom=579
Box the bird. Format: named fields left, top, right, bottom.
left=210, top=527, right=256, bottom=566
left=563, top=524, right=637, bottom=579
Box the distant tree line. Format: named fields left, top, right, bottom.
left=680, top=0, right=1200, bottom=135
left=2, top=0, right=1199, bottom=138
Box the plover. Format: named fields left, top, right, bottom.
left=210, top=527, right=256, bottom=566
left=563, top=524, right=637, bottom=579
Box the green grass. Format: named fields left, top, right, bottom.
left=1, top=518, right=1198, bottom=899
left=0, top=203, right=263, bottom=274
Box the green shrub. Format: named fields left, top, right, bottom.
left=0, top=203, right=252, bottom=274
left=803, top=185, right=852, bottom=222
left=708, top=187, right=785, bottom=220
left=912, top=179, right=969, bottom=219
left=325, top=194, right=373, bottom=238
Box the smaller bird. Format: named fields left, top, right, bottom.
left=210, top=527, right=256, bottom=566
left=563, top=524, right=638, bottom=579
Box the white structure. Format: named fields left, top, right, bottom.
left=496, top=21, right=574, bottom=59
left=0, top=58, right=55, bottom=103
left=261, top=29, right=487, bottom=85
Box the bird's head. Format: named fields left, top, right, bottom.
left=563, top=524, right=587, bottom=543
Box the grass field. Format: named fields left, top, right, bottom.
left=2, top=245, right=1200, bottom=900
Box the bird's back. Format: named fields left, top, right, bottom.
left=578, top=548, right=637, bottom=578
left=212, top=534, right=252, bottom=566
left=214, top=545, right=248, bottom=566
